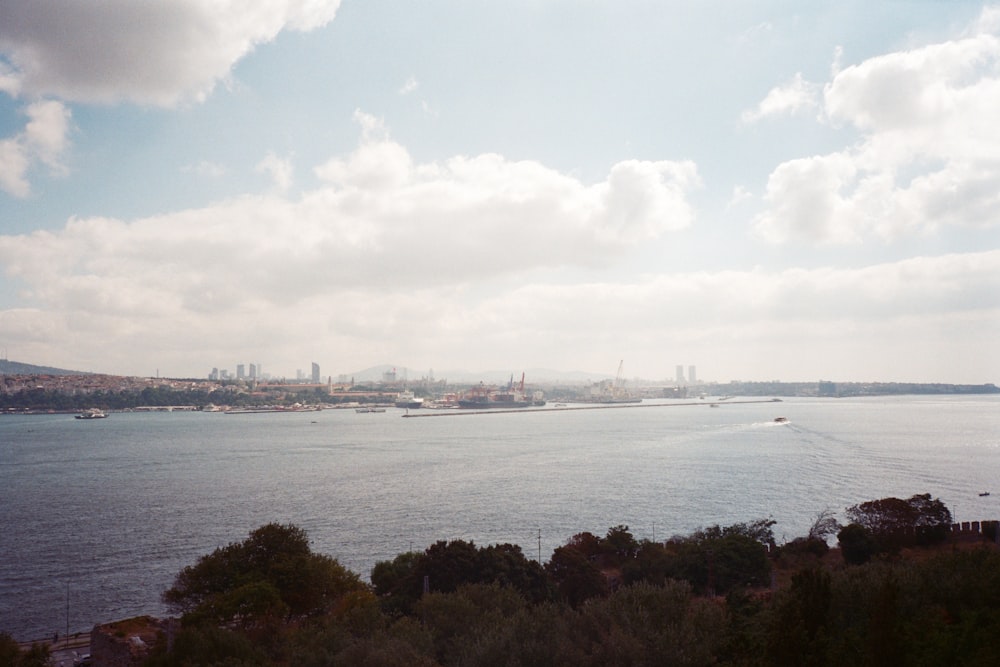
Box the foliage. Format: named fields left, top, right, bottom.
left=807, top=508, right=842, bottom=542
left=545, top=543, right=609, bottom=607
left=144, top=625, right=268, bottom=667
left=660, top=520, right=775, bottom=596
left=372, top=540, right=548, bottom=614
left=0, top=635, right=49, bottom=667
left=837, top=523, right=877, bottom=565
left=846, top=493, right=952, bottom=551
left=147, top=511, right=1000, bottom=666
left=162, top=523, right=366, bottom=627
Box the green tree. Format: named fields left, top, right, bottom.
left=837, top=523, right=876, bottom=565
left=163, top=523, right=366, bottom=627
left=370, top=550, right=422, bottom=614
left=0, top=635, right=50, bottom=667
left=601, top=524, right=639, bottom=566
left=0, top=633, right=19, bottom=667
left=846, top=493, right=952, bottom=551
left=666, top=521, right=774, bottom=596
left=545, top=543, right=609, bottom=607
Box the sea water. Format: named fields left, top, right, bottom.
left=1, top=395, right=998, bottom=640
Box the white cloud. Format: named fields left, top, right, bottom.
left=0, top=116, right=703, bottom=374
left=727, top=185, right=754, bottom=209
left=0, top=61, right=21, bottom=96
left=0, top=100, right=71, bottom=197
left=183, top=160, right=228, bottom=179
left=2, top=203, right=994, bottom=378
left=0, top=137, right=30, bottom=197
left=741, top=72, right=819, bottom=123
left=2, top=109, right=994, bottom=380
left=256, top=152, right=294, bottom=193
left=399, top=76, right=419, bottom=95
left=753, top=8, right=1000, bottom=243
left=0, top=0, right=342, bottom=106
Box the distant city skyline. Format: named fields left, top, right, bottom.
left=0, top=2, right=997, bottom=384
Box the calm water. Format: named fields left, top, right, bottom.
left=1, top=395, right=998, bottom=640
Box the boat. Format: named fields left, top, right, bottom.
left=458, top=374, right=540, bottom=409
left=773, top=417, right=789, bottom=423
left=575, top=360, right=642, bottom=404
left=979, top=492, right=991, bottom=497
left=394, top=390, right=424, bottom=409
left=356, top=407, right=386, bottom=413
left=75, top=408, right=108, bottom=420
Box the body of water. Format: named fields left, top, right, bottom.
left=2, top=395, right=998, bottom=640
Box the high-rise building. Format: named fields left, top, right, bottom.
left=688, top=365, right=697, bottom=384
left=675, top=365, right=685, bottom=384
left=249, top=363, right=257, bottom=380
left=237, top=364, right=245, bottom=380
left=311, top=362, right=320, bottom=384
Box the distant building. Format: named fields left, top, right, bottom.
left=676, top=365, right=685, bottom=384
left=818, top=380, right=837, bottom=396
left=688, top=365, right=697, bottom=384
left=249, top=363, right=257, bottom=380
left=311, top=362, right=320, bottom=384
left=209, top=367, right=219, bottom=381
left=237, top=364, right=245, bottom=380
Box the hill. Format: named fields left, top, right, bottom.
left=0, top=359, right=89, bottom=376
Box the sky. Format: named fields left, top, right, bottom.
left=0, top=0, right=998, bottom=384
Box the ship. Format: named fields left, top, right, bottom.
left=574, top=360, right=642, bottom=404
left=75, top=408, right=108, bottom=420
left=457, top=373, right=545, bottom=409
left=394, top=390, right=424, bottom=409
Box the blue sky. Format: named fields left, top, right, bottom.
left=0, top=1, right=998, bottom=383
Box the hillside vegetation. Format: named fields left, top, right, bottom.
left=5, top=494, right=997, bottom=666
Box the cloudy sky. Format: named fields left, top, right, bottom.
left=0, top=1, right=998, bottom=384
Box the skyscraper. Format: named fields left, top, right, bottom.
left=676, top=365, right=685, bottom=384
left=311, top=362, right=320, bottom=384
left=688, top=365, right=697, bottom=384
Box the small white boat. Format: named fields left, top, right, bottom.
left=75, top=408, right=108, bottom=420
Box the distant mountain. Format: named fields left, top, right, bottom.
left=343, top=364, right=612, bottom=385
left=0, top=359, right=90, bottom=376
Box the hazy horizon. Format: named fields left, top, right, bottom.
left=1, top=2, right=998, bottom=383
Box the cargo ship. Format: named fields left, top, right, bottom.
left=394, top=390, right=424, bottom=409
left=457, top=373, right=544, bottom=409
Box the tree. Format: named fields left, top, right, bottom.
left=545, top=543, right=609, bottom=607
left=601, top=525, right=639, bottom=566
left=371, top=550, right=422, bottom=614
left=807, top=509, right=841, bottom=542
left=846, top=493, right=953, bottom=551
left=163, top=523, right=366, bottom=627
left=837, top=523, right=876, bottom=565
left=665, top=520, right=774, bottom=595
left=477, top=543, right=551, bottom=603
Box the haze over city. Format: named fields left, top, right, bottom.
left=1, top=1, right=998, bottom=383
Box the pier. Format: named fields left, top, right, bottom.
left=401, top=398, right=781, bottom=417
